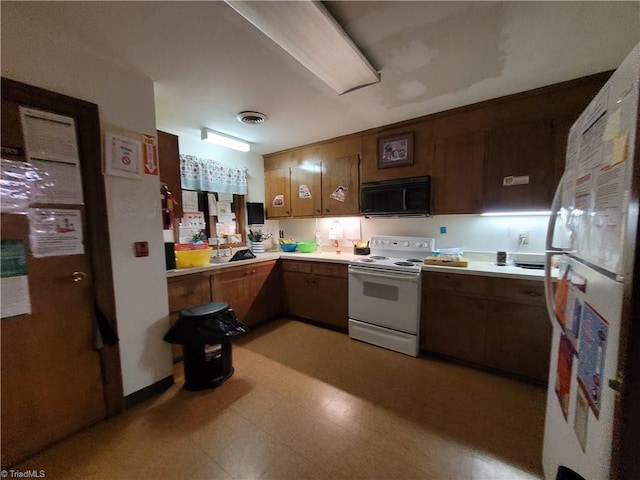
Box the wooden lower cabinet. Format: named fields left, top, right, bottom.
left=167, top=274, right=211, bottom=362
left=421, top=271, right=551, bottom=382
left=422, top=292, right=486, bottom=364
left=282, top=260, right=348, bottom=330
left=211, top=261, right=281, bottom=327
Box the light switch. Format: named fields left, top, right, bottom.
left=134, top=241, right=149, bottom=257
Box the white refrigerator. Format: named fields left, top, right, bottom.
left=543, top=42, right=640, bottom=479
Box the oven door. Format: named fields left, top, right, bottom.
left=348, top=265, right=421, bottom=334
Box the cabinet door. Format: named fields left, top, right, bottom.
left=158, top=130, right=183, bottom=220
left=421, top=291, right=486, bottom=364
left=321, top=156, right=359, bottom=216
left=311, top=273, right=348, bottom=330
left=432, top=131, right=484, bottom=214
left=167, top=276, right=210, bottom=313
left=282, top=271, right=316, bottom=319
left=484, top=301, right=552, bottom=382
left=484, top=119, right=556, bottom=211
left=265, top=168, right=291, bottom=218
left=290, top=163, right=322, bottom=217
left=212, top=267, right=250, bottom=321
left=245, top=262, right=281, bottom=327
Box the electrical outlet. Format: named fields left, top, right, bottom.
left=518, top=231, right=530, bottom=245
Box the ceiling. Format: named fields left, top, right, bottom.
left=4, top=1, right=639, bottom=155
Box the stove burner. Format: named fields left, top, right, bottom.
left=406, top=259, right=423, bottom=263
left=359, top=258, right=375, bottom=263
left=369, top=255, right=388, bottom=260
left=394, top=261, right=415, bottom=267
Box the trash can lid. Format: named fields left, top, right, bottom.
left=180, top=301, right=230, bottom=319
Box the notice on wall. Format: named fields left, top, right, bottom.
left=0, top=240, right=32, bottom=319
left=217, top=192, right=233, bottom=203
left=104, top=132, right=142, bottom=179
left=207, top=193, right=218, bottom=215
left=19, top=107, right=84, bottom=205
left=28, top=208, right=84, bottom=257
left=142, top=134, right=158, bottom=175
left=577, top=303, right=609, bottom=418
left=182, top=190, right=199, bottom=212
left=20, top=107, right=80, bottom=165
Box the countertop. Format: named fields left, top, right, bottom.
left=167, top=250, right=550, bottom=281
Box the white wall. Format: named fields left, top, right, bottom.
left=2, top=5, right=173, bottom=396
left=279, top=214, right=550, bottom=256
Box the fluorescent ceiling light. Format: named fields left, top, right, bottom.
left=225, top=1, right=380, bottom=95
left=481, top=211, right=552, bottom=217
left=201, top=128, right=250, bottom=152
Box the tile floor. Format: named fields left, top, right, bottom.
left=14, top=318, right=546, bottom=479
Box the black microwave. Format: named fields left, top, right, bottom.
left=361, top=176, right=431, bottom=217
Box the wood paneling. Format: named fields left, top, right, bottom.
left=158, top=130, right=182, bottom=220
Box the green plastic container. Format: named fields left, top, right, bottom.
left=297, top=241, right=317, bottom=253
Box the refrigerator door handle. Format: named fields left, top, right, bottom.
left=544, top=171, right=570, bottom=322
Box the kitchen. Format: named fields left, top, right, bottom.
left=2, top=1, right=639, bottom=478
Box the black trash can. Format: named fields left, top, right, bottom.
left=163, top=302, right=248, bottom=391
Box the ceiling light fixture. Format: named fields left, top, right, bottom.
left=225, top=1, right=380, bottom=95
left=201, top=128, right=250, bottom=152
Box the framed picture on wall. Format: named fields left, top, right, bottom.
left=377, top=131, right=414, bottom=168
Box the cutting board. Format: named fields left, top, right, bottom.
left=423, top=256, right=469, bottom=267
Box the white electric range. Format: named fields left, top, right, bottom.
left=348, top=235, right=435, bottom=356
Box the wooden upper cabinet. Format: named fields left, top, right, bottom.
left=360, top=120, right=433, bottom=183
left=157, top=130, right=183, bottom=220
left=321, top=155, right=359, bottom=216
left=484, top=119, right=557, bottom=211
left=290, top=162, right=322, bottom=217
left=432, top=131, right=485, bottom=214
left=265, top=168, right=291, bottom=218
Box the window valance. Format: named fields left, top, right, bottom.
left=180, top=154, right=248, bottom=195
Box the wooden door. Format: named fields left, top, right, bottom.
left=290, top=163, right=322, bottom=217
left=484, top=119, right=556, bottom=211
left=1, top=79, right=118, bottom=466
left=321, top=156, right=360, bottom=216
left=432, top=131, right=485, bottom=214
left=264, top=168, right=291, bottom=219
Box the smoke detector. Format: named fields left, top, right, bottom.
left=237, top=111, right=268, bottom=125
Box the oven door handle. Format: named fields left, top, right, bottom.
left=349, top=267, right=420, bottom=282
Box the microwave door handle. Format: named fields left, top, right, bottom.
left=402, top=188, right=407, bottom=211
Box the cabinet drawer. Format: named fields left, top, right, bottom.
left=489, top=278, right=545, bottom=305
left=312, top=262, right=347, bottom=278
left=423, top=272, right=490, bottom=296
left=167, top=276, right=209, bottom=313
left=282, top=260, right=312, bottom=274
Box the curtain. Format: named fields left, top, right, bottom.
left=180, top=154, right=248, bottom=194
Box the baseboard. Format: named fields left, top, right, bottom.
left=124, top=375, right=174, bottom=409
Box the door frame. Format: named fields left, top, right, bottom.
left=1, top=77, right=123, bottom=416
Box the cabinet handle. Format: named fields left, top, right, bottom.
left=526, top=291, right=541, bottom=297
left=325, top=209, right=330, bottom=213
left=251, top=269, right=256, bottom=274
left=316, top=209, right=321, bottom=213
